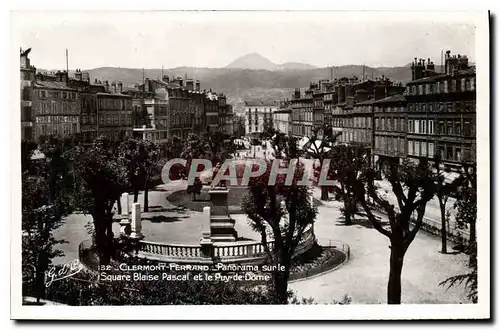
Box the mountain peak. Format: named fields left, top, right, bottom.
left=225, top=53, right=276, bottom=70
left=225, top=53, right=318, bottom=71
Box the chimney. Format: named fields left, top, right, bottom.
left=111, top=81, right=117, bottom=93
left=118, top=81, right=123, bottom=94
left=82, top=72, right=90, bottom=83
left=55, top=71, right=68, bottom=85
left=186, top=79, right=194, bottom=91
left=162, top=75, right=170, bottom=83
left=195, top=80, right=201, bottom=91
left=75, top=68, right=82, bottom=81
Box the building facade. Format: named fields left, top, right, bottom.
left=96, top=91, right=133, bottom=140
left=32, top=72, right=81, bottom=139
left=290, top=87, right=314, bottom=137
left=244, top=101, right=278, bottom=136
left=20, top=48, right=36, bottom=140
left=273, top=100, right=292, bottom=135
left=372, top=94, right=407, bottom=169
left=405, top=52, right=476, bottom=168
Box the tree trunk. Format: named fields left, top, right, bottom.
left=93, top=211, right=113, bottom=265
left=144, top=186, right=149, bottom=212
left=273, top=266, right=290, bottom=304
left=387, top=242, right=405, bottom=304
left=344, top=212, right=352, bottom=226
left=320, top=187, right=329, bottom=201
left=343, top=197, right=353, bottom=225
left=469, top=219, right=476, bottom=267
left=438, top=197, right=447, bottom=254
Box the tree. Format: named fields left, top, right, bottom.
left=440, top=162, right=477, bottom=303
left=432, top=154, right=460, bottom=254
left=354, top=159, right=436, bottom=304
left=38, top=134, right=79, bottom=205
left=269, top=131, right=301, bottom=160
left=242, top=135, right=317, bottom=304
left=302, top=125, right=341, bottom=201
left=137, top=140, right=161, bottom=212
left=21, top=138, right=38, bottom=173
left=21, top=135, right=75, bottom=302
left=119, top=139, right=143, bottom=203
left=22, top=171, right=66, bottom=303
left=163, top=136, right=183, bottom=159
left=67, top=136, right=128, bottom=264
left=330, top=144, right=369, bottom=225
left=453, top=163, right=477, bottom=265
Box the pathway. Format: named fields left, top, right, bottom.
left=288, top=187, right=471, bottom=304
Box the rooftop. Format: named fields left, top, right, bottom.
left=372, top=94, right=406, bottom=104
left=33, top=81, right=76, bottom=91
left=244, top=100, right=278, bottom=107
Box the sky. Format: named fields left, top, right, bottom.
left=13, top=11, right=477, bottom=70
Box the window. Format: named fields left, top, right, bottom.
left=471, top=77, right=476, bottom=90
left=464, top=148, right=472, bottom=161
left=461, top=78, right=466, bottom=91
left=429, top=142, right=435, bottom=157
left=376, top=118, right=380, bottom=129
left=422, top=142, right=427, bottom=156
left=446, top=121, right=453, bottom=135
left=415, top=141, right=420, bottom=156
left=451, top=80, right=457, bottom=92
left=447, top=102, right=452, bottom=112
left=444, top=81, right=449, bottom=93
left=464, top=121, right=472, bottom=137
left=421, top=120, right=427, bottom=134
left=455, top=121, right=461, bottom=135
left=465, top=79, right=471, bottom=91
left=456, top=148, right=462, bottom=162
left=428, top=120, right=434, bottom=134
left=408, top=120, right=412, bottom=133
left=408, top=140, right=414, bottom=155
left=415, top=120, right=420, bottom=133
left=446, top=145, right=453, bottom=160
left=419, top=85, right=424, bottom=95
left=40, top=90, right=47, bottom=99
left=411, top=86, right=417, bottom=95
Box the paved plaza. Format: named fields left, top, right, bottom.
left=52, top=170, right=471, bottom=304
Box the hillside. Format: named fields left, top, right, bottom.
left=81, top=65, right=416, bottom=113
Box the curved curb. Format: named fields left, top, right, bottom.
left=289, top=241, right=351, bottom=284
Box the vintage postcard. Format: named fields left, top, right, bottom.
left=10, top=10, right=490, bottom=320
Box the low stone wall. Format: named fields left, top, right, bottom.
left=137, top=225, right=317, bottom=265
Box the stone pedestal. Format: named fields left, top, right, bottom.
left=208, top=187, right=236, bottom=242
left=129, top=202, right=144, bottom=240
left=119, top=193, right=131, bottom=236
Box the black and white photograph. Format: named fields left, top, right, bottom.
left=10, top=10, right=490, bottom=320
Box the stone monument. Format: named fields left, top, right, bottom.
left=200, top=206, right=213, bottom=258
left=208, top=186, right=237, bottom=242
left=129, top=202, right=144, bottom=240
left=119, top=192, right=131, bottom=235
